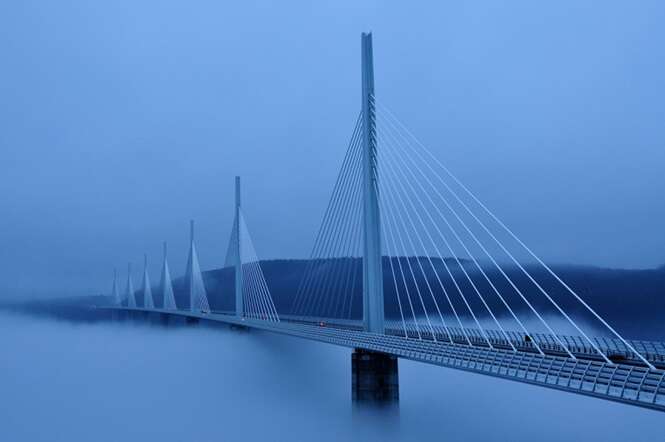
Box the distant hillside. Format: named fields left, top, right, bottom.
left=5, top=258, right=664, bottom=340
left=159, top=258, right=665, bottom=340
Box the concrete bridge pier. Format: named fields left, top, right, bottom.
left=185, top=316, right=200, bottom=326
left=148, top=311, right=168, bottom=326
left=352, top=349, right=399, bottom=403
left=111, top=309, right=130, bottom=322
left=124, top=310, right=148, bottom=321
left=159, top=313, right=187, bottom=327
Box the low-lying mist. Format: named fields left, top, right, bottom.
left=0, top=312, right=662, bottom=442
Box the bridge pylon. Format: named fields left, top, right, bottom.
left=142, top=254, right=154, bottom=309
left=160, top=242, right=177, bottom=310
left=233, top=176, right=243, bottom=318
left=111, top=268, right=121, bottom=306
left=361, top=32, right=384, bottom=334
left=225, top=177, right=279, bottom=322
left=224, top=177, right=244, bottom=318
left=185, top=220, right=210, bottom=313
left=125, top=262, right=136, bottom=308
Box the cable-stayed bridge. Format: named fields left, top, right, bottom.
left=103, top=33, right=665, bottom=412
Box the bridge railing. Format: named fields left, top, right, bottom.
left=275, top=314, right=665, bottom=368
left=382, top=320, right=665, bottom=367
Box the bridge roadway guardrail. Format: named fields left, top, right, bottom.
left=280, top=315, right=665, bottom=368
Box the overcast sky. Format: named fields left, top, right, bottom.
left=1, top=1, right=664, bottom=297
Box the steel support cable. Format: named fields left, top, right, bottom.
left=201, top=290, right=210, bottom=312
left=344, top=206, right=364, bottom=319
left=382, top=223, right=409, bottom=339
left=191, top=259, right=210, bottom=313
left=368, top=106, right=481, bottom=347
left=239, top=218, right=264, bottom=319
left=244, top=256, right=270, bottom=320
left=245, top=260, right=267, bottom=320
left=293, top=134, right=362, bottom=318
left=339, top=201, right=362, bottom=320
left=197, top=290, right=204, bottom=312
left=292, top=115, right=363, bottom=315
left=376, top=102, right=621, bottom=357
left=298, top=130, right=363, bottom=317
left=380, top=166, right=439, bottom=342
left=296, top=140, right=362, bottom=317
left=248, top=260, right=276, bottom=321
left=317, top=154, right=364, bottom=318
left=242, top=261, right=260, bottom=319
left=246, top=235, right=280, bottom=322
left=379, top=145, right=454, bottom=340
left=401, top=136, right=655, bottom=368
left=377, top=103, right=654, bottom=368
left=241, top=211, right=280, bottom=321
left=295, top=114, right=362, bottom=301
left=245, top=262, right=266, bottom=319
left=377, top=104, right=599, bottom=362
left=328, top=127, right=365, bottom=321
left=241, top=266, right=254, bottom=319
left=380, top=138, right=483, bottom=347
left=325, top=216, right=359, bottom=320
left=302, top=150, right=362, bottom=318
left=258, top=265, right=280, bottom=321
left=240, top=222, right=270, bottom=320
left=378, top=131, right=477, bottom=347
left=250, top=262, right=273, bottom=320
left=380, top=146, right=466, bottom=346
left=333, top=173, right=364, bottom=321
left=376, top=107, right=572, bottom=354
left=334, top=185, right=364, bottom=320
left=380, top=124, right=529, bottom=354
left=242, top=261, right=257, bottom=319
left=376, top=178, right=410, bottom=339
left=383, top=134, right=520, bottom=352
left=348, top=173, right=386, bottom=322
left=378, top=135, right=493, bottom=349
left=251, top=259, right=280, bottom=322
left=332, top=190, right=363, bottom=319
left=379, top=181, right=423, bottom=340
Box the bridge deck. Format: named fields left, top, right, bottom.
left=103, top=306, right=665, bottom=412
left=279, top=314, right=665, bottom=368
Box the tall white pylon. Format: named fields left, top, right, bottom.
left=234, top=176, right=243, bottom=318
left=160, top=242, right=177, bottom=310
left=186, top=220, right=210, bottom=313
left=224, top=177, right=243, bottom=317
left=361, top=32, right=384, bottom=333
left=111, top=268, right=121, bottom=306
left=142, top=254, right=154, bottom=309
left=125, top=263, right=136, bottom=308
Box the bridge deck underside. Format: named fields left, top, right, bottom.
left=106, top=307, right=665, bottom=412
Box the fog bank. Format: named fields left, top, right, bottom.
left=0, top=313, right=662, bottom=442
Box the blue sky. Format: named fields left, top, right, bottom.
left=1, top=1, right=664, bottom=296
